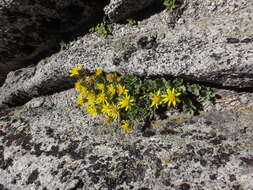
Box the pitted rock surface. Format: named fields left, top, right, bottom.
left=1, top=0, right=253, bottom=108
left=0, top=89, right=253, bottom=189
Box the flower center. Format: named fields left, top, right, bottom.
left=152, top=96, right=161, bottom=103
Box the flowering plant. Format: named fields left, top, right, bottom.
left=69, top=66, right=215, bottom=132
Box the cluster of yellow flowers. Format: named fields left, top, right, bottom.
left=69, top=66, right=181, bottom=133
left=70, top=66, right=134, bottom=133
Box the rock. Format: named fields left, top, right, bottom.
left=0, top=0, right=109, bottom=84
left=1, top=0, right=253, bottom=108
left=0, top=89, right=253, bottom=189
left=0, top=56, right=75, bottom=108
left=104, top=0, right=160, bottom=22
left=1, top=0, right=253, bottom=189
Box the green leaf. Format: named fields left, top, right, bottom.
left=188, top=84, right=201, bottom=96
left=201, top=88, right=215, bottom=101
left=163, top=0, right=177, bottom=11
left=182, top=97, right=197, bottom=115
left=155, top=78, right=170, bottom=90
left=143, top=79, right=157, bottom=93
left=127, top=18, right=137, bottom=25
left=59, top=40, right=66, bottom=49
left=90, top=23, right=113, bottom=39
left=172, top=78, right=184, bottom=87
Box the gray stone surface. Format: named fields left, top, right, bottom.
left=1, top=1, right=253, bottom=189
left=0, top=0, right=108, bottom=81
left=1, top=0, right=253, bottom=108
left=104, top=0, right=159, bottom=22
left=0, top=57, right=75, bottom=108
left=0, top=89, right=253, bottom=190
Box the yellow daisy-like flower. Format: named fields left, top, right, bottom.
left=85, top=105, right=98, bottom=116
left=102, top=103, right=120, bottom=120
left=96, top=92, right=107, bottom=104
left=69, top=65, right=82, bottom=77
left=101, top=103, right=120, bottom=119
left=95, top=69, right=103, bottom=76
left=97, top=83, right=105, bottom=91
left=161, top=88, right=181, bottom=107
left=106, top=73, right=116, bottom=82
left=117, top=84, right=128, bottom=96
left=77, top=93, right=86, bottom=107
left=87, top=92, right=96, bottom=105
left=118, top=93, right=134, bottom=111
left=80, top=86, right=89, bottom=95
left=109, top=103, right=120, bottom=119
left=75, top=81, right=88, bottom=95
left=120, top=120, right=132, bottom=133
left=107, top=84, right=116, bottom=95
left=101, top=103, right=111, bottom=115
left=150, top=90, right=162, bottom=109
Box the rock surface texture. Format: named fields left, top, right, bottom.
left=0, top=0, right=253, bottom=108
left=0, top=0, right=109, bottom=84
left=104, top=0, right=159, bottom=22
left=0, top=0, right=253, bottom=189
left=0, top=89, right=253, bottom=189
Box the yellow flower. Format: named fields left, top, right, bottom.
left=69, top=65, right=82, bottom=77
left=120, top=120, right=132, bottom=133
left=77, top=94, right=86, bottom=107
left=97, top=83, right=105, bottom=91
left=117, top=84, right=128, bottom=95
left=116, top=77, right=122, bottom=82
left=118, top=93, right=134, bottom=111
left=87, top=92, right=96, bottom=105
left=106, top=73, right=116, bottom=82
left=107, top=84, right=116, bottom=95
left=150, top=90, right=162, bottom=109
left=75, top=81, right=83, bottom=91
left=75, top=81, right=88, bottom=95
left=80, top=86, right=88, bottom=95
left=85, top=76, right=95, bottom=84
left=161, top=88, right=181, bottom=107
left=85, top=105, right=98, bottom=116
left=96, top=93, right=107, bottom=104
left=102, top=103, right=120, bottom=120
left=109, top=103, right=120, bottom=119
left=101, top=103, right=111, bottom=115
left=95, top=69, right=103, bottom=76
